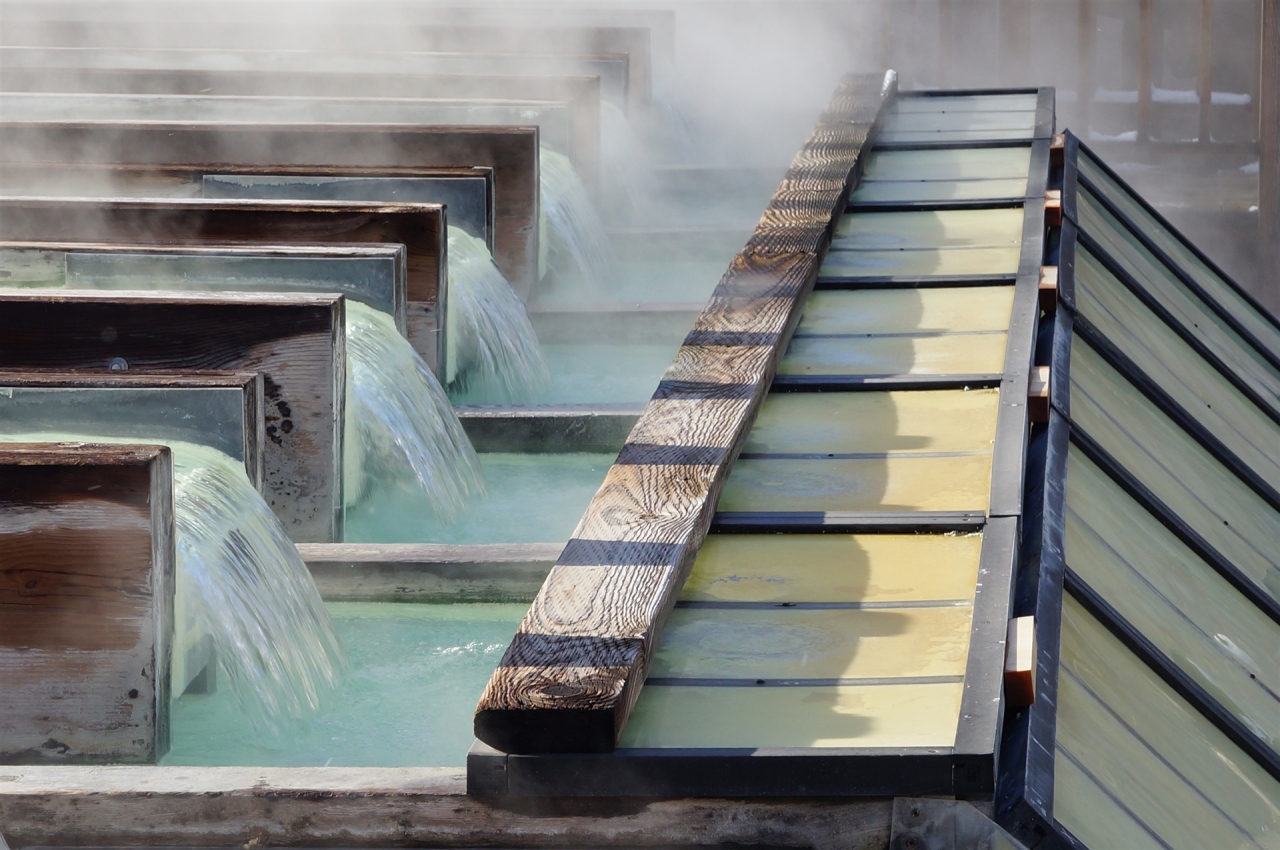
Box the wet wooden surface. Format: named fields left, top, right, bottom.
left=0, top=290, right=344, bottom=542
left=0, top=442, right=173, bottom=764
left=473, top=73, right=892, bottom=755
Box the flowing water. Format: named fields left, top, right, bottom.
left=0, top=434, right=346, bottom=736
left=601, top=101, right=655, bottom=218
left=539, top=147, right=617, bottom=298
left=444, top=227, right=551, bottom=405
left=343, top=300, right=485, bottom=516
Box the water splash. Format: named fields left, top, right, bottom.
left=0, top=433, right=345, bottom=736
left=170, top=441, right=346, bottom=735
left=539, top=147, right=616, bottom=296
left=445, top=226, right=550, bottom=404
left=343, top=300, right=484, bottom=517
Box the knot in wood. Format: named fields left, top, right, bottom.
left=539, top=683, right=586, bottom=698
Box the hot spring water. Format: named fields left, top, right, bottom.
left=0, top=434, right=345, bottom=735
left=443, top=227, right=550, bottom=404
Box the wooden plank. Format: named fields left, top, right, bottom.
left=0, top=369, right=264, bottom=491
left=0, top=194, right=443, bottom=364
left=298, top=542, right=560, bottom=603
left=0, top=290, right=344, bottom=543
left=473, top=73, right=892, bottom=755
left=0, top=442, right=173, bottom=764
left=0, top=122, right=539, bottom=296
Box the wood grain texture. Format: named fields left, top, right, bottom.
left=0, top=122, right=538, bottom=295
left=473, top=73, right=891, bottom=755
left=0, top=764, right=893, bottom=849
left=0, top=291, right=343, bottom=542
left=0, top=443, right=173, bottom=764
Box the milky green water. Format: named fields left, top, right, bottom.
left=164, top=602, right=526, bottom=767
left=344, top=452, right=615, bottom=544
left=542, top=342, right=681, bottom=404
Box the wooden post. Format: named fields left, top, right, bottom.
left=0, top=443, right=174, bottom=764
left=1198, top=0, right=1214, bottom=144
left=1262, top=0, right=1280, bottom=301
left=472, top=73, right=892, bottom=755
left=0, top=291, right=344, bottom=543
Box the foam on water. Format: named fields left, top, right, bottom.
left=539, top=147, right=616, bottom=296
left=0, top=434, right=346, bottom=736
left=444, top=226, right=550, bottom=404
left=343, top=300, right=485, bottom=517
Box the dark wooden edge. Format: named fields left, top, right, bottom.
left=467, top=740, right=956, bottom=798
left=816, top=273, right=1020, bottom=288
left=994, top=410, right=1067, bottom=846
left=1064, top=568, right=1280, bottom=783
left=771, top=374, right=1004, bottom=392
left=898, top=87, right=1045, bottom=98
left=710, top=511, right=985, bottom=533
left=872, top=139, right=1042, bottom=152
left=952, top=515, right=1018, bottom=799
left=1064, top=217, right=1280, bottom=429
left=1066, top=131, right=1280, bottom=338
left=847, top=198, right=1026, bottom=212
left=471, top=72, right=894, bottom=758
left=0, top=369, right=265, bottom=492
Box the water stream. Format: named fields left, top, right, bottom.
left=444, top=227, right=550, bottom=404
left=539, top=147, right=617, bottom=298
left=343, top=300, right=484, bottom=516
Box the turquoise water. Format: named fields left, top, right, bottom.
left=164, top=602, right=526, bottom=767
left=542, top=342, right=681, bottom=403
left=345, top=452, right=615, bottom=544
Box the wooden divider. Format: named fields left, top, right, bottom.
left=0, top=442, right=174, bottom=764
left=0, top=122, right=539, bottom=295
left=0, top=291, right=344, bottom=543
left=472, top=72, right=893, bottom=755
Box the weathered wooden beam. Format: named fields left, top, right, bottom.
left=0, top=442, right=174, bottom=764
left=298, top=542, right=560, bottom=603
left=0, top=121, right=538, bottom=296
left=0, top=290, right=344, bottom=543
left=472, top=72, right=892, bottom=755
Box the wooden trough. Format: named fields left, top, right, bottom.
left=0, top=290, right=345, bottom=543
left=0, top=442, right=174, bottom=764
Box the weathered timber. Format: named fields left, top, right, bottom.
left=298, top=542, right=560, bottom=603
left=0, top=443, right=173, bottom=764
left=0, top=195, right=442, bottom=364
left=0, top=290, right=344, bottom=543
left=0, top=369, right=264, bottom=490
left=0, top=764, right=893, bottom=849
left=0, top=122, right=538, bottom=296
left=472, top=68, right=894, bottom=759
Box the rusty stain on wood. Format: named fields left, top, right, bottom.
left=473, top=73, right=892, bottom=755
left=0, top=442, right=173, bottom=764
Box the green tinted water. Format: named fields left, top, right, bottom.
left=164, top=602, right=525, bottom=767
left=345, top=452, right=615, bottom=543
left=542, top=342, right=680, bottom=403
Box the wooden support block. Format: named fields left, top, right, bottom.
left=1050, top=133, right=1066, bottom=166
left=473, top=72, right=891, bottom=756
left=0, top=443, right=174, bottom=764
left=1038, top=265, right=1059, bottom=313
left=0, top=122, right=538, bottom=296
left=1029, top=366, right=1051, bottom=424
left=1044, top=190, right=1063, bottom=228
left=1004, top=616, right=1036, bottom=708
left=0, top=291, right=344, bottom=543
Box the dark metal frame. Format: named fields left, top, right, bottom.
left=469, top=86, right=1054, bottom=799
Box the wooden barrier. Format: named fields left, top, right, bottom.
left=0, top=290, right=344, bottom=543
left=0, top=196, right=443, bottom=365
left=0, top=442, right=174, bottom=764
left=472, top=72, right=892, bottom=754
left=0, top=122, right=539, bottom=296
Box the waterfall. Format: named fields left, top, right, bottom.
left=539, top=147, right=616, bottom=296
left=343, top=300, right=485, bottom=516
left=444, top=226, right=550, bottom=404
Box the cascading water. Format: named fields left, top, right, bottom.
left=601, top=101, right=656, bottom=217
left=539, top=147, right=617, bottom=297
left=343, top=299, right=485, bottom=515
left=444, top=226, right=550, bottom=404
left=0, top=434, right=346, bottom=735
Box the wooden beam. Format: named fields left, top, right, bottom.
left=0, top=121, right=539, bottom=297
left=0, top=290, right=344, bottom=543
left=0, top=442, right=173, bottom=764
left=472, top=73, right=891, bottom=755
